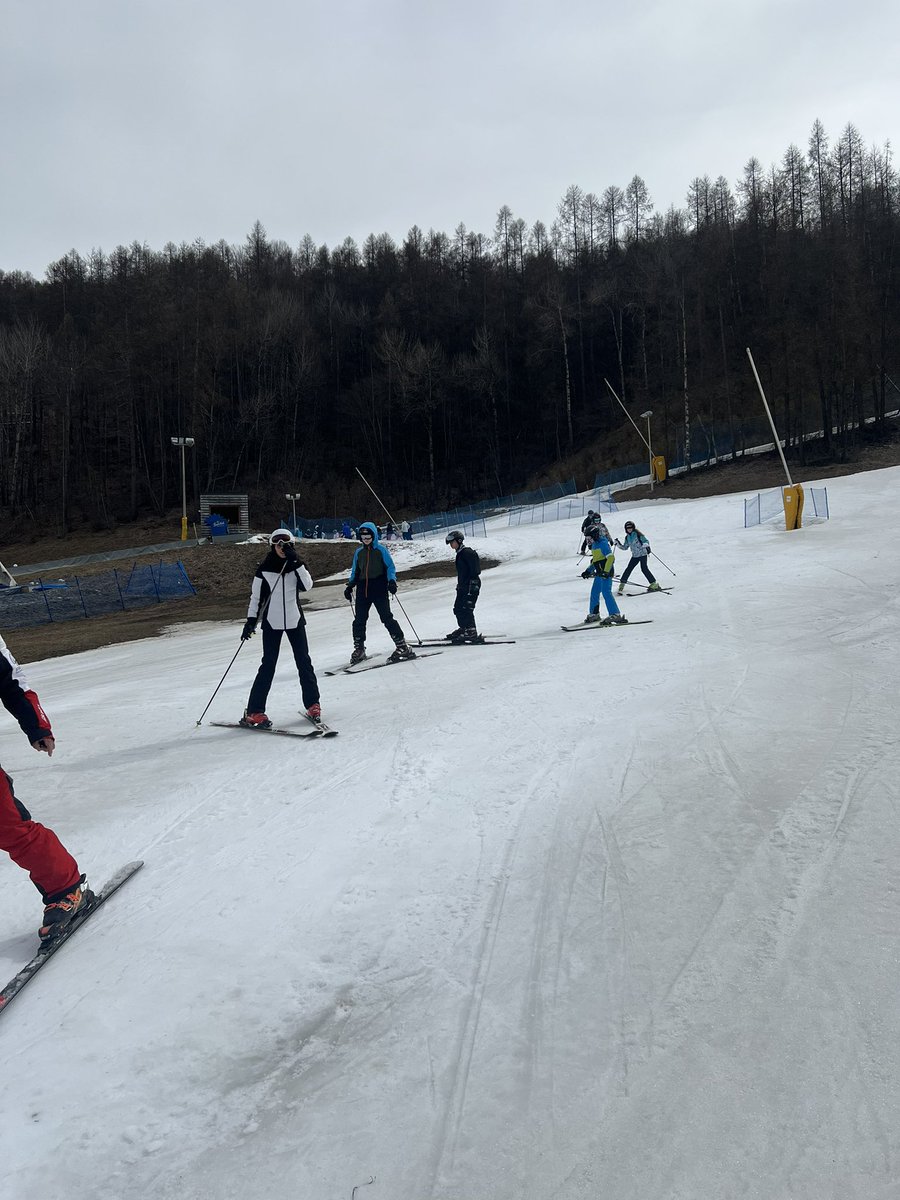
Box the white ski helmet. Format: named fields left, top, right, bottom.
left=269, top=527, right=295, bottom=545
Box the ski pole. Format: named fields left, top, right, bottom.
left=195, top=641, right=248, bottom=725
left=394, top=591, right=423, bottom=644
left=650, top=551, right=676, bottom=576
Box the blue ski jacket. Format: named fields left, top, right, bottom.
left=348, top=522, right=397, bottom=596
left=618, top=530, right=650, bottom=558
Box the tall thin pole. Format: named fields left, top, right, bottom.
left=180, top=444, right=188, bottom=541
left=647, top=414, right=654, bottom=493
left=603, top=380, right=651, bottom=451
left=746, top=347, right=794, bottom=486
left=355, top=467, right=401, bottom=526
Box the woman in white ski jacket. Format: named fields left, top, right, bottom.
left=239, top=529, right=321, bottom=728
left=614, top=522, right=660, bottom=594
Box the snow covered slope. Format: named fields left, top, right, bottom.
left=2, top=467, right=899, bottom=1200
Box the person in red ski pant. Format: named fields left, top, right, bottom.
left=0, top=633, right=90, bottom=945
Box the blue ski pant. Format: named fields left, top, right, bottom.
left=589, top=574, right=620, bottom=617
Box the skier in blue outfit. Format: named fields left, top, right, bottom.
left=615, top=521, right=660, bottom=594
left=344, top=522, right=414, bottom=665
left=580, top=524, right=628, bottom=625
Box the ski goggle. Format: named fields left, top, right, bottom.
left=270, top=533, right=292, bottom=545
left=359, top=530, right=374, bottom=539
left=624, top=524, right=635, bottom=531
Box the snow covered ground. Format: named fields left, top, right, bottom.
left=2, top=466, right=900, bottom=1200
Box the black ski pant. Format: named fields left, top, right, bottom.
left=248, top=624, right=320, bottom=713
left=453, top=588, right=479, bottom=632
left=351, top=590, right=404, bottom=646
left=619, top=557, right=656, bottom=586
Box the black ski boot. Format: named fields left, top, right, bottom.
left=39, top=877, right=95, bottom=947
left=387, top=641, right=416, bottom=663
left=350, top=641, right=366, bottom=665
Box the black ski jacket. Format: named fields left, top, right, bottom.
left=454, top=545, right=481, bottom=591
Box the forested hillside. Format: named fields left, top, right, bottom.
left=0, top=119, right=897, bottom=530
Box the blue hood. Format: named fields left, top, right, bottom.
left=358, top=521, right=382, bottom=545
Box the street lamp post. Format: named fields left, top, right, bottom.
left=640, top=411, right=654, bottom=492
left=285, top=493, right=301, bottom=537
left=170, top=437, right=195, bottom=540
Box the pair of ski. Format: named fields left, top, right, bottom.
left=0, top=861, right=144, bottom=1016
left=210, top=712, right=339, bottom=740
left=323, top=635, right=514, bottom=676
left=561, top=619, right=654, bottom=632
left=322, top=649, right=443, bottom=677
left=413, top=635, right=515, bottom=648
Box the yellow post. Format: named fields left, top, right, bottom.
left=782, top=484, right=804, bottom=530
left=651, top=455, right=667, bottom=483
left=181, top=515, right=188, bottom=541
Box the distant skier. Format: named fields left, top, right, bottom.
left=1, top=632, right=92, bottom=945
left=240, top=529, right=321, bottom=729
left=580, top=509, right=610, bottom=555
left=579, top=510, right=597, bottom=555
left=445, top=530, right=482, bottom=642
left=615, top=521, right=660, bottom=594
left=344, top=522, right=414, bottom=664
left=581, top=525, right=627, bottom=625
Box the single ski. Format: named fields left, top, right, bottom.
left=322, top=654, right=370, bottom=676
left=210, top=721, right=325, bottom=739
left=560, top=620, right=654, bottom=632
left=299, top=713, right=339, bottom=737
left=621, top=586, right=673, bottom=596
left=0, top=861, right=144, bottom=1015
left=342, top=650, right=443, bottom=674
left=413, top=638, right=516, bottom=647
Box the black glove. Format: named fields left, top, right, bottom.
left=241, top=617, right=257, bottom=640
left=581, top=567, right=594, bottom=579
left=283, top=543, right=299, bottom=564
left=468, top=578, right=481, bottom=599
left=343, top=585, right=354, bottom=601
left=388, top=579, right=397, bottom=595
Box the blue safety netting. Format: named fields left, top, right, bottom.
left=0, top=562, right=196, bottom=629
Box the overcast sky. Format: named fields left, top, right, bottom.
left=2, top=0, right=898, bottom=278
